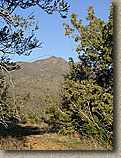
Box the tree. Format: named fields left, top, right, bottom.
left=45, top=2, right=113, bottom=146
left=0, top=0, right=70, bottom=126
left=0, top=0, right=70, bottom=57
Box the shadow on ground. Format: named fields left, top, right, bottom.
left=0, top=122, right=53, bottom=139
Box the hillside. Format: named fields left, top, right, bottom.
left=11, top=56, right=69, bottom=103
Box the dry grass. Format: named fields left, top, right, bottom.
left=0, top=136, right=26, bottom=150
left=42, top=133, right=112, bottom=150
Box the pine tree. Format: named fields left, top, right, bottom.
left=45, top=2, right=113, bottom=145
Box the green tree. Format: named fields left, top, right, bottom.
left=45, top=2, right=113, bottom=146
left=0, top=0, right=70, bottom=126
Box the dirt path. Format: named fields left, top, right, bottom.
left=22, top=135, right=70, bottom=150
left=0, top=124, right=71, bottom=150
left=18, top=124, right=71, bottom=150
left=0, top=123, right=109, bottom=150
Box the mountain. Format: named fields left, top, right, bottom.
left=11, top=56, right=69, bottom=100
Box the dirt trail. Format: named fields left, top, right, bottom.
left=1, top=124, right=108, bottom=150
left=22, top=135, right=69, bottom=150
left=17, top=124, right=71, bottom=150
left=0, top=124, right=71, bottom=150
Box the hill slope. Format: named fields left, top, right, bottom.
left=11, top=56, right=69, bottom=98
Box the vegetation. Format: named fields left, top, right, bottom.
left=44, top=2, right=113, bottom=147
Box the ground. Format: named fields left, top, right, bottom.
left=0, top=123, right=112, bottom=150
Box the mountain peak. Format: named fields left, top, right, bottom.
left=50, top=55, right=57, bottom=59
left=48, top=56, right=67, bottom=63
left=16, top=56, right=67, bottom=64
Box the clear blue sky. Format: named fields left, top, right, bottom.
left=12, top=0, right=112, bottom=63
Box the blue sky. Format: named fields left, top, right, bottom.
left=12, top=0, right=112, bottom=63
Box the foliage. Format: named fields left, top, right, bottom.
left=0, top=78, right=19, bottom=126
left=16, top=93, right=45, bottom=124
left=45, top=2, right=113, bottom=145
